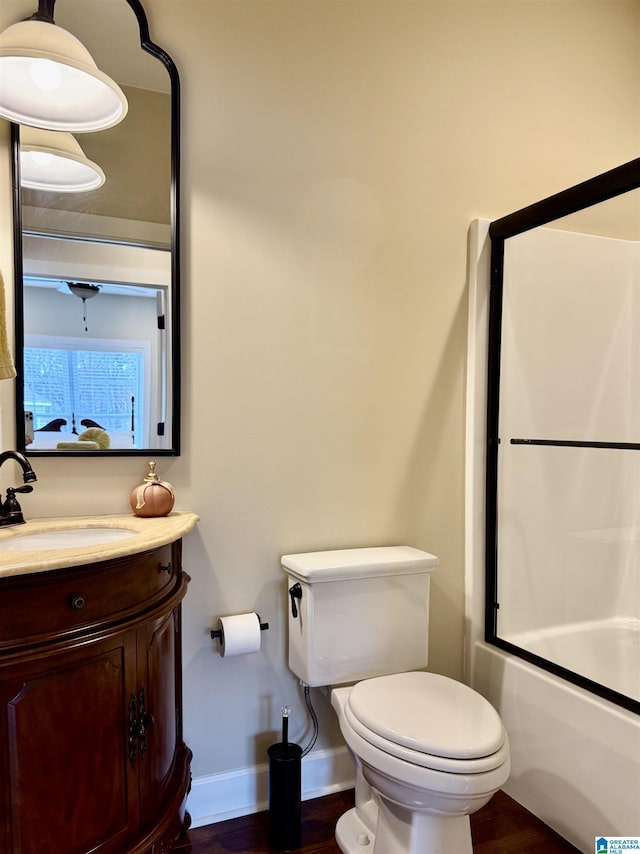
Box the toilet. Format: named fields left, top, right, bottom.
left=281, top=546, right=510, bottom=854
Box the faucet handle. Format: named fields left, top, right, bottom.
left=3, top=488, right=24, bottom=523
left=1, top=485, right=33, bottom=524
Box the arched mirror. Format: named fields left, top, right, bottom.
left=8, top=0, right=180, bottom=455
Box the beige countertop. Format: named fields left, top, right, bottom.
left=0, top=511, right=200, bottom=578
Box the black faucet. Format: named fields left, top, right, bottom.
left=0, top=451, right=37, bottom=527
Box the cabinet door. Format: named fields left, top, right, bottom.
left=0, top=632, right=139, bottom=854
left=136, top=608, right=182, bottom=831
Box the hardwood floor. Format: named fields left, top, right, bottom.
left=177, top=789, right=581, bottom=854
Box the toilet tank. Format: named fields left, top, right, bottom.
left=281, top=546, right=438, bottom=687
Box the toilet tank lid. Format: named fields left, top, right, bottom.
left=281, top=546, right=438, bottom=582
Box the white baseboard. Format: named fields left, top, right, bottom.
left=187, top=745, right=356, bottom=828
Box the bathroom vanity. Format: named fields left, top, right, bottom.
left=0, top=512, right=199, bottom=854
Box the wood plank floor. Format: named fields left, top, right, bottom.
left=176, top=789, right=581, bottom=853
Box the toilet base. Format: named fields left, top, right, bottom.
left=336, top=807, right=375, bottom=854
left=335, top=802, right=473, bottom=854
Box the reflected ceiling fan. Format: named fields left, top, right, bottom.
left=67, top=281, right=100, bottom=332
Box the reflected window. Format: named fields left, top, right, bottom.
left=24, top=335, right=149, bottom=449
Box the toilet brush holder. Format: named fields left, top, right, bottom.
left=268, top=707, right=302, bottom=851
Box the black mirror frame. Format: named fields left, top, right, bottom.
left=11, top=0, right=181, bottom=457
left=485, top=156, right=640, bottom=715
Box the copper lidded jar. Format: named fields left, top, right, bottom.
left=130, top=461, right=175, bottom=518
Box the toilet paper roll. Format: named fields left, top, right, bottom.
left=216, top=612, right=262, bottom=657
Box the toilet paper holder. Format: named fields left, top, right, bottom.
left=210, top=614, right=269, bottom=642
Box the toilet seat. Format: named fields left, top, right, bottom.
left=345, top=671, right=508, bottom=775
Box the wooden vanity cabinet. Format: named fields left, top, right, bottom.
left=0, top=541, right=191, bottom=854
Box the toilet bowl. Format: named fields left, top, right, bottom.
left=330, top=672, right=510, bottom=854
left=281, top=547, right=510, bottom=854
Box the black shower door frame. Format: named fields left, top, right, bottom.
left=485, top=157, right=640, bottom=715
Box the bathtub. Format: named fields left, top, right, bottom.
left=472, top=638, right=640, bottom=853
left=504, top=617, right=640, bottom=703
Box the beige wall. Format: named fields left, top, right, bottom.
left=0, top=0, right=638, bottom=783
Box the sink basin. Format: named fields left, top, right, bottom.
left=1, top=527, right=137, bottom=551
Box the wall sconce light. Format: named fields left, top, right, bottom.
left=0, top=0, right=128, bottom=132
left=20, top=126, right=105, bottom=192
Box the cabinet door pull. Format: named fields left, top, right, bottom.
left=160, top=562, right=173, bottom=574
left=70, top=595, right=86, bottom=610
left=139, top=713, right=155, bottom=736
left=138, top=685, right=154, bottom=757
left=129, top=689, right=155, bottom=762
left=129, top=693, right=138, bottom=766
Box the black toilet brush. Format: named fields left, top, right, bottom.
left=267, top=706, right=302, bottom=851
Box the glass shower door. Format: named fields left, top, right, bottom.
left=486, top=182, right=640, bottom=714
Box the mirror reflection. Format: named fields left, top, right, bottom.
left=23, top=235, right=170, bottom=451
left=9, top=0, right=179, bottom=455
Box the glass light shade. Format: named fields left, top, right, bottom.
left=20, top=126, right=105, bottom=192
left=0, top=19, right=128, bottom=132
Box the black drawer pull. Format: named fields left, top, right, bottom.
left=70, top=595, right=86, bottom=610
left=160, top=562, right=173, bottom=574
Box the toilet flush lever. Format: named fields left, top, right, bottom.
left=289, top=583, right=302, bottom=618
